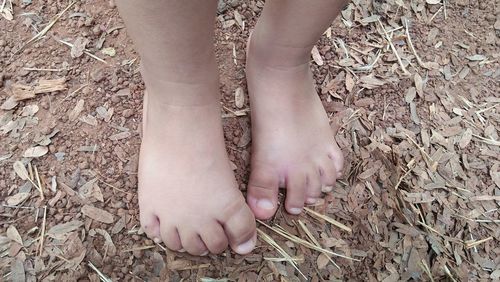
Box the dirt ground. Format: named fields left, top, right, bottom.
left=1, top=0, right=499, bottom=281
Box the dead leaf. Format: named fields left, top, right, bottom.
left=360, top=15, right=380, bottom=25
left=6, top=193, right=30, bottom=206
left=409, top=102, right=421, bottom=124
left=233, top=10, right=244, bottom=29
left=23, top=146, right=48, bottom=158
left=95, top=229, right=116, bottom=255
left=311, top=45, right=324, bottom=66
left=426, top=0, right=441, bottom=4
left=71, top=37, right=89, bottom=58
left=10, top=259, right=25, bottom=282
left=68, top=99, right=85, bottom=121
left=109, top=131, right=131, bottom=141
left=13, top=161, right=29, bottom=180
left=81, top=205, right=114, bottom=224
left=405, top=87, right=417, bottom=103
left=414, top=73, right=423, bottom=97
left=1, top=96, right=18, bottom=110
left=490, top=163, right=500, bottom=188
left=459, top=128, right=473, bottom=148
left=7, top=225, right=23, bottom=245
left=235, top=87, right=245, bottom=109
left=359, top=75, right=385, bottom=89
left=92, top=184, right=104, bottom=202
left=317, top=253, right=330, bottom=269
left=78, top=178, right=98, bottom=199
left=345, top=72, right=355, bottom=92
left=47, top=221, right=83, bottom=239
left=466, top=54, right=486, bottom=61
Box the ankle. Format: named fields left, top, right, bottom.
left=248, top=25, right=313, bottom=68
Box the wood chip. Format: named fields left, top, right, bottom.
left=6, top=193, right=30, bottom=206
left=234, top=87, right=245, bottom=109
left=81, top=205, right=114, bottom=224
left=13, top=161, right=29, bottom=180
left=68, top=99, right=85, bottom=121
left=109, top=131, right=131, bottom=141
left=23, top=146, right=48, bottom=158
left=311, top=45, right=324, bottom=66
left=7, top=225, right=23, bottom=245
left=47, top=221, right=83, bottom=239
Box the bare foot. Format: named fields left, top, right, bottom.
left=245, top=34, right=344, bottom=220
left=138, top=73, right=256, bottom=255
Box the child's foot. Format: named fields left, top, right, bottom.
left=138, top=74, right=256, bottom=255
left=245, top=34, right=344, bottom=220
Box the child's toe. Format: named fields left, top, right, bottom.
left=246, top=164, right=280, bottom=220
left=200, top=222, right=228, bottom=254
left=179, top=230, right=209, bottom=256
left=160, top=225, right=182, bottom=251
left=140, top=211, right=161, bottom=241
left=285, top=171, right=307, bottom=214
left=221, top=201, right=256, bottom=255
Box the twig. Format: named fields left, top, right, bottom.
left=304, top=207, right=352, bottom=232
left=23, top=67, right=69, bottom=72
left=17, top=1, right=76, bottom=54
left=38, top=206, right=47, bottom=256
left=257, top=228, right=307, bottom=280
left=34, top=165, right=44, bottom=200
left=88, top=261, right=112, bottom=282
left=55, top=38, right=108, bottom=64
left=443, top=265, right=457, bottom=282
left=465, top=236, right=493, bottom=249
left=404, top=19, right=429, bottom=69
left=419, top=259, right=435, bottom=282
left=258, top=220, right=359, bottom=261
left=377, top=19, right=410, bottom=76
left=298, top=220, right=340, bottom=269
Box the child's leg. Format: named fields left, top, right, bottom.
left=246, top=0, right=348, bottom=219
left=117, top=0, right=256, bottom=255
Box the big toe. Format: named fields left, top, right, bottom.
left=221, top=200, right=257, bottom=254
left=247, top=165, right=280, bottom=220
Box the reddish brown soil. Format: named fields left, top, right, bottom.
left=1, top=0, right=499, bottom=281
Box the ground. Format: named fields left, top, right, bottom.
left=0, top=0, right=499, bottom=281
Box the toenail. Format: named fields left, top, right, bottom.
left=201, top=250, right=209, bottom=256
left=153, top=237, right=161, bottom=243
left=257, top=199, right=274, bottom=210
left=178, top=248, right=186, bottom=253
left=288, top=207, right=302, bottom=215
left=306, top=198, right=318, bottom=204
left=235, top=237, right=256, bottom=254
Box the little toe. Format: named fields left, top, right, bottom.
left=200, top=222, right=229, bottom=254
left=222, top=202, right=257, bottom=254
left=319, top=156, right=338, bottom=187
left=285, top=171, right=307, bottom=214
left=140, top=212, right=161, bottom=241
left=329, top=146, right=344, bottom=176
left=247, top=164, right=280, bottom=220
left=179, top=230, right=209, bottom=256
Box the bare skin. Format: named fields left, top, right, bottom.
left=117, top=0, right=256, bottom=255
left=117, top=0, right=348, bottom=255
left=246, top=0, right=347, bottom=220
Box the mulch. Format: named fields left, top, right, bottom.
left=1, top=0, right=499, bottom=281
